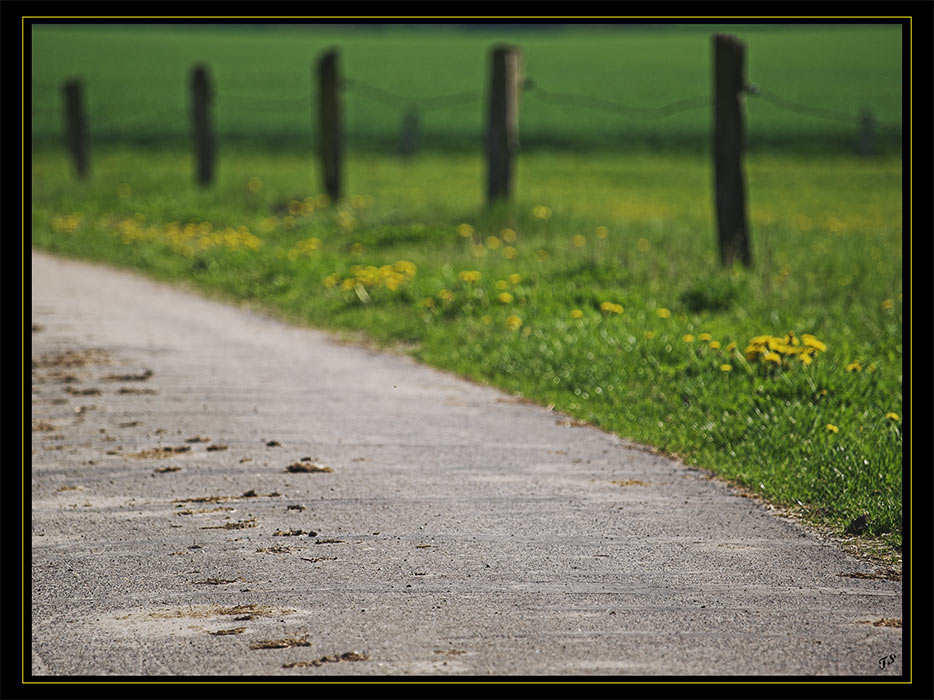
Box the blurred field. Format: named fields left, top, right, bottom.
left=30, top=23, right=905, bottom=556
left=31, top=23, right=903, bottom=153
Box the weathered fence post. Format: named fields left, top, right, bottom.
left=63, top=78, right=89, bottom=179
left=858, top=107, right=875, bottom=156
left=713, top=34, right=752, bottom=268
left=400, top=107, right=419, bottom=158
left=486, top=44, right=522, bottom=206
left=190, top=63, right=215, bottom=187
left=316, top=48, right=342, bottom=202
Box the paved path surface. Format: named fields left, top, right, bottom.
left=29, top=250, right=903, bottom=678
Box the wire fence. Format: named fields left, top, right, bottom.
left=35, top=69, right=901, bottom=151
left=523, top=80, right=710, bottom=119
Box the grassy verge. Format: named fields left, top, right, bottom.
left=30, top=146, right=904, bottom=555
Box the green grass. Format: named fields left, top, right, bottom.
left=30, top=145, right=904, bottom=555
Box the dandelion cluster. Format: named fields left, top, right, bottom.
left=744, top=332, right=826, bottom=368
left=324, top=260, right=417, bottom=292
left=106, top=215, right=262, bottom=255
left=599, top=301, right=623, bottom=315
left=51, top=213, right=83, bottom=233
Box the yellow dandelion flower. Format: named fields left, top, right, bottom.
left=421, top=297, right=436, bottom=309
left=502, top=246, right=518, bottom=259
left=801, top=334, right=827, bottom=352
left=471, top=244, right=486, bottom=258
left=881, top=298, right=894, bottom=310
left=636, top=238, right=650, bottom=252
left=486, top=236, right=502, bottom=250
left=645, top=330, right=655, bottom=339
left=501, top=228, right=517, bottom=242
left=725, top=341, right=737, bottom=353
left=656, top=308, right=671, bottom=319
left=595, top=225, right=609, bottom=239
left=720, top=364, right=732, bottom=372
left=698, top=333, right=713, bottom=342
left=507, top=273, right=522, bottom=285
left=247, top=176, right=262, bottom=193
left=506, top=315, right=523, bottom=330
left=438, top=289, right=455, bottom=302
left=600, top=301, right=623, bottom=315
left=885, top=412, right=899, bottom=421
left=683, top=334, right=695, bottom=343
left=846, top=361, right=862, bottom=372
left=495, top=280, right=509, bottom=291
left=497, top=292, right=514, bottom=304
left=709, top=341, right=721, bottom=350
left=799, top=353, right=813, bottom=366
left=572, top=234, right=587, bottom=248
left=459, top=270, right=481, bottom=283
left=570, top=309, right=584, bottom=319
left=393, top=260, right=417, bottom=278
left=536, top=249, right=550, bottom=262
left=481, top=315, right=492, bottom=326
left=826, top=424, right=839, bottom=433
left=457, top=223, right=474, bottom=238
left=531, top=205, right=552, bottom=220
left=350, top=242, right=365, bottom=255
left=764, top=351, right=782, bottom=364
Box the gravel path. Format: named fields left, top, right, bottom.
left=29, top=250, right=902, bottom=678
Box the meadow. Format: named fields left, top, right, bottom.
left=30, top=24, right=905, bottom=556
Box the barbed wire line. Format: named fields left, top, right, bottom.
left=216, top=91, right=313, bottom=110
left=523, top=79, right=710, bottom=118
left=341, top=77, right=482, bottom=112
left=745, top=84, right=894, bottom=128
left=90, top=104, right=186, bottom=131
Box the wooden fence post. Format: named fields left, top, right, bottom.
left=400, top=107, right=419, bottom=158
left=63, top=78, right=89, bottom=179
left=316, top=49, right=342, bottom=202
left=190, top=64, right=215, bottom=187
left=858, top=107, right=875, bottom=156
left=713, top=34, right=752, bottom=268
left=486, top=44, right=522, bottom=206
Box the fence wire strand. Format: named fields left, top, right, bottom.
left=216, top=91, right=312, bottom=110
left=341, top=77, right=482, bottom=112
left=748, top=84, right=863, bottom=125
left=523, top=80, right=711, bottom=118
left=747, top=84, right=901, bottom=133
